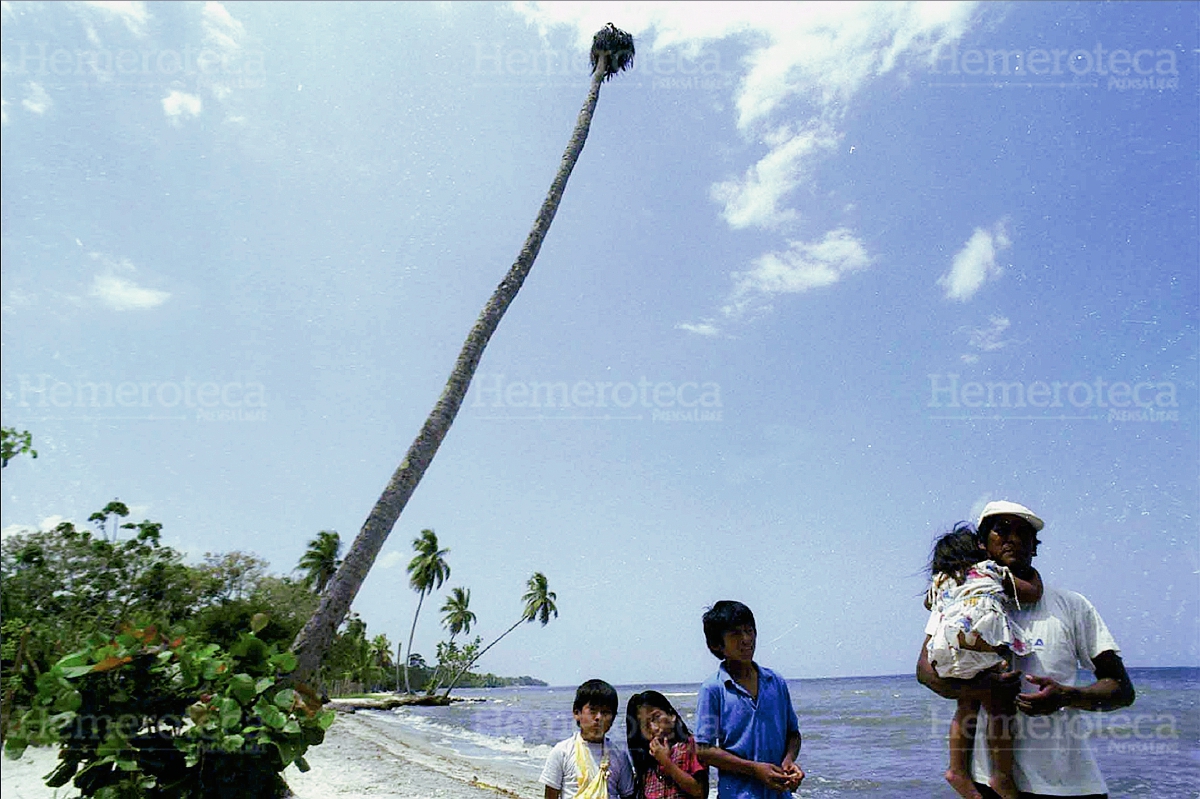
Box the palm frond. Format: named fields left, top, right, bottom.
left=590, top=23, right=634, bottom=81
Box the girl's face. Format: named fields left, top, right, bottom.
left=636, top=705, right=677, bottom=742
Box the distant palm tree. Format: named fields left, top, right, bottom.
left=289, top=24, right=635, bottom=685
left=402, top=529, right=450, bottom=693
left=427, top=587, right=476, bottom=693
left=442, top=572, right=557, bottom=696
left=297, top=531, right=342, bottom=594
left=441, top=587, right=476, bottom=641
left=370, top=634, right=393, bottom=673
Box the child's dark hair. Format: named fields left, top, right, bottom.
left=573, top=678, right=619, bottom=715
left=929, top=521, right=983, bottom=583
left=625, top=691, right=691, bottom=793
left=702, top=600, right=755, bottom=657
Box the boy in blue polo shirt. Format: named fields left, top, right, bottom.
left=695, top=601, right=803, bottom=798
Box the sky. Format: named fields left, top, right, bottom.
left=1, top=1, right=1197, bottom=688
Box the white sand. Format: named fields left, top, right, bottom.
left=1, top=713, right=542, bottom=799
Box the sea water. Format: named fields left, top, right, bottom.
left=364, top=668, right=1198, bottom=797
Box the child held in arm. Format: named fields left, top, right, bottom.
left=924, top=523, right=1043, bottom=799
left=542, top=679, right=636, bottom=799
left=695, top=601, right=803, bottom=798
left=626, top=690, right=708, bottom=799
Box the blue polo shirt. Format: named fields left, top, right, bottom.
left=695, top=662, right=800, bottom=799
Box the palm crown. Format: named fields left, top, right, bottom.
left=407, top=529, right=450, bottom=593
left=521, top=572, right=558, bottom=625
left=440, top=587, right=476, bottom=638
left=297, top=530, right=342, bottom=594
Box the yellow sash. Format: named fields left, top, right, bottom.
left=572, top=733, right=610, bottom=799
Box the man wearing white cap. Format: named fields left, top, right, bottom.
left=917, top=501, right=1136, bottom=799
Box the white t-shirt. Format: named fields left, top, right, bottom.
left=927, top=584, right=1121, bottom=796
left=540, top=733, right=635, bottom=799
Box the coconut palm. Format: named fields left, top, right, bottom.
left=427, top=586, right=476, bottom=693
left=402, top=529, right=450, bottom=693
left=297, top=530, right=342, bottom=594
left=441, top=587, right=476, bottom=641
left=442, top=572, right=557, bottom=696
left=370, top=634, right=393, bottom=673
left=288, top=25, right=634, bottom=685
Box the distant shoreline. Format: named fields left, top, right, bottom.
left=514, top=664, right=1199, bottom=690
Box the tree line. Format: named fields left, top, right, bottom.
left=1, top=490, right=555, bottom=734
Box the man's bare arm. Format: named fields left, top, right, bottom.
left=1017, top=650, right=1135, bottom=715
left=1007, top=567, right=1043, bottom=606
left=916, top=635, right=1021, bottom=703
left=779, top=729, right=804, bottom=789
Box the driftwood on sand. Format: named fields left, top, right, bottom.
left=327, top=694, right=484, bottom=713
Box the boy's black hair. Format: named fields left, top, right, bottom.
left=573, top=678, right=619, bottom=715
left=929, top=521, right=983, bottom=583
left=702, top=600, right=756, bottom=657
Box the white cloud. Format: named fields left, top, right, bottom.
left=198, top=2, right=248, bottom=104
left=378, top=550, right=406, bottom=570
left=39, top=515, right=70, bottom=531
left=2, top=515, right=71, bottom=541
left=201, top=1, right=244, bottom=53
left=725, top=228, right=872, bottom=316
left=22, top=82, right=52, bottom=114
left=162, top=89, right=202, bottom=122
left=1, top=523, right=34, bottom=541
left=958, top=315, right=1017, bottom=363
left=513, top=3, right=979, bottom=230
left=81, top=1, right=149, bottom=36
left=1, top=97, right=9, bottom=126
left=513, top=2, right=981, bottom=325
left=939, top=219, right=1011, bottom=301
left=710, top=123, right=838, bottom=230
left=90, top=273, right=170, bottom=310
left=676, top=320, right=721, bottom=337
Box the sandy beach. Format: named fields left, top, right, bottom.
left=0, top=711, right=543, bottom=799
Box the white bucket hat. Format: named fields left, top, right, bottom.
left=978, top=500, right=1044, bottom=532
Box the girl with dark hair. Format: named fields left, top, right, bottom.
left=625, top=691, right=707, bottom=799
left=924, top=522, right=1043, bottom=799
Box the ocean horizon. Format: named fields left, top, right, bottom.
left=361, top=667, right=1198, bottom=798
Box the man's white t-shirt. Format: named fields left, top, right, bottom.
left=540, top=733, right=635, bottom=799
left=925, top=585, right=1121, bottom=796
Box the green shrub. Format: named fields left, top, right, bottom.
left=4, top=615, right=334, bottom=799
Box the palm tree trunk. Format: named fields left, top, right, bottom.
left=441, top=618, right=523, bottom=697
left=402, top=591, right=426, bottom=693
left=425, top=632, right=455, bottom=695
left=289, top=61, right=613, bottom=686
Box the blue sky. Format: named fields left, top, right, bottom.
left=2, top=1, right=1196, bottom=687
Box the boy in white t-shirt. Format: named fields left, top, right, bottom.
left=541, top=679, right=636, bottom=799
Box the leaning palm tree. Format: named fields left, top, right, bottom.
left=402, top=529, right=450, bottom=693
left=289, top=24, right=634, bottom=685
left=442, top=572, right=557, bottom=697
left=297, top=530, right=343, bottom=594
left=427, top=586, right=476, bottom=693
